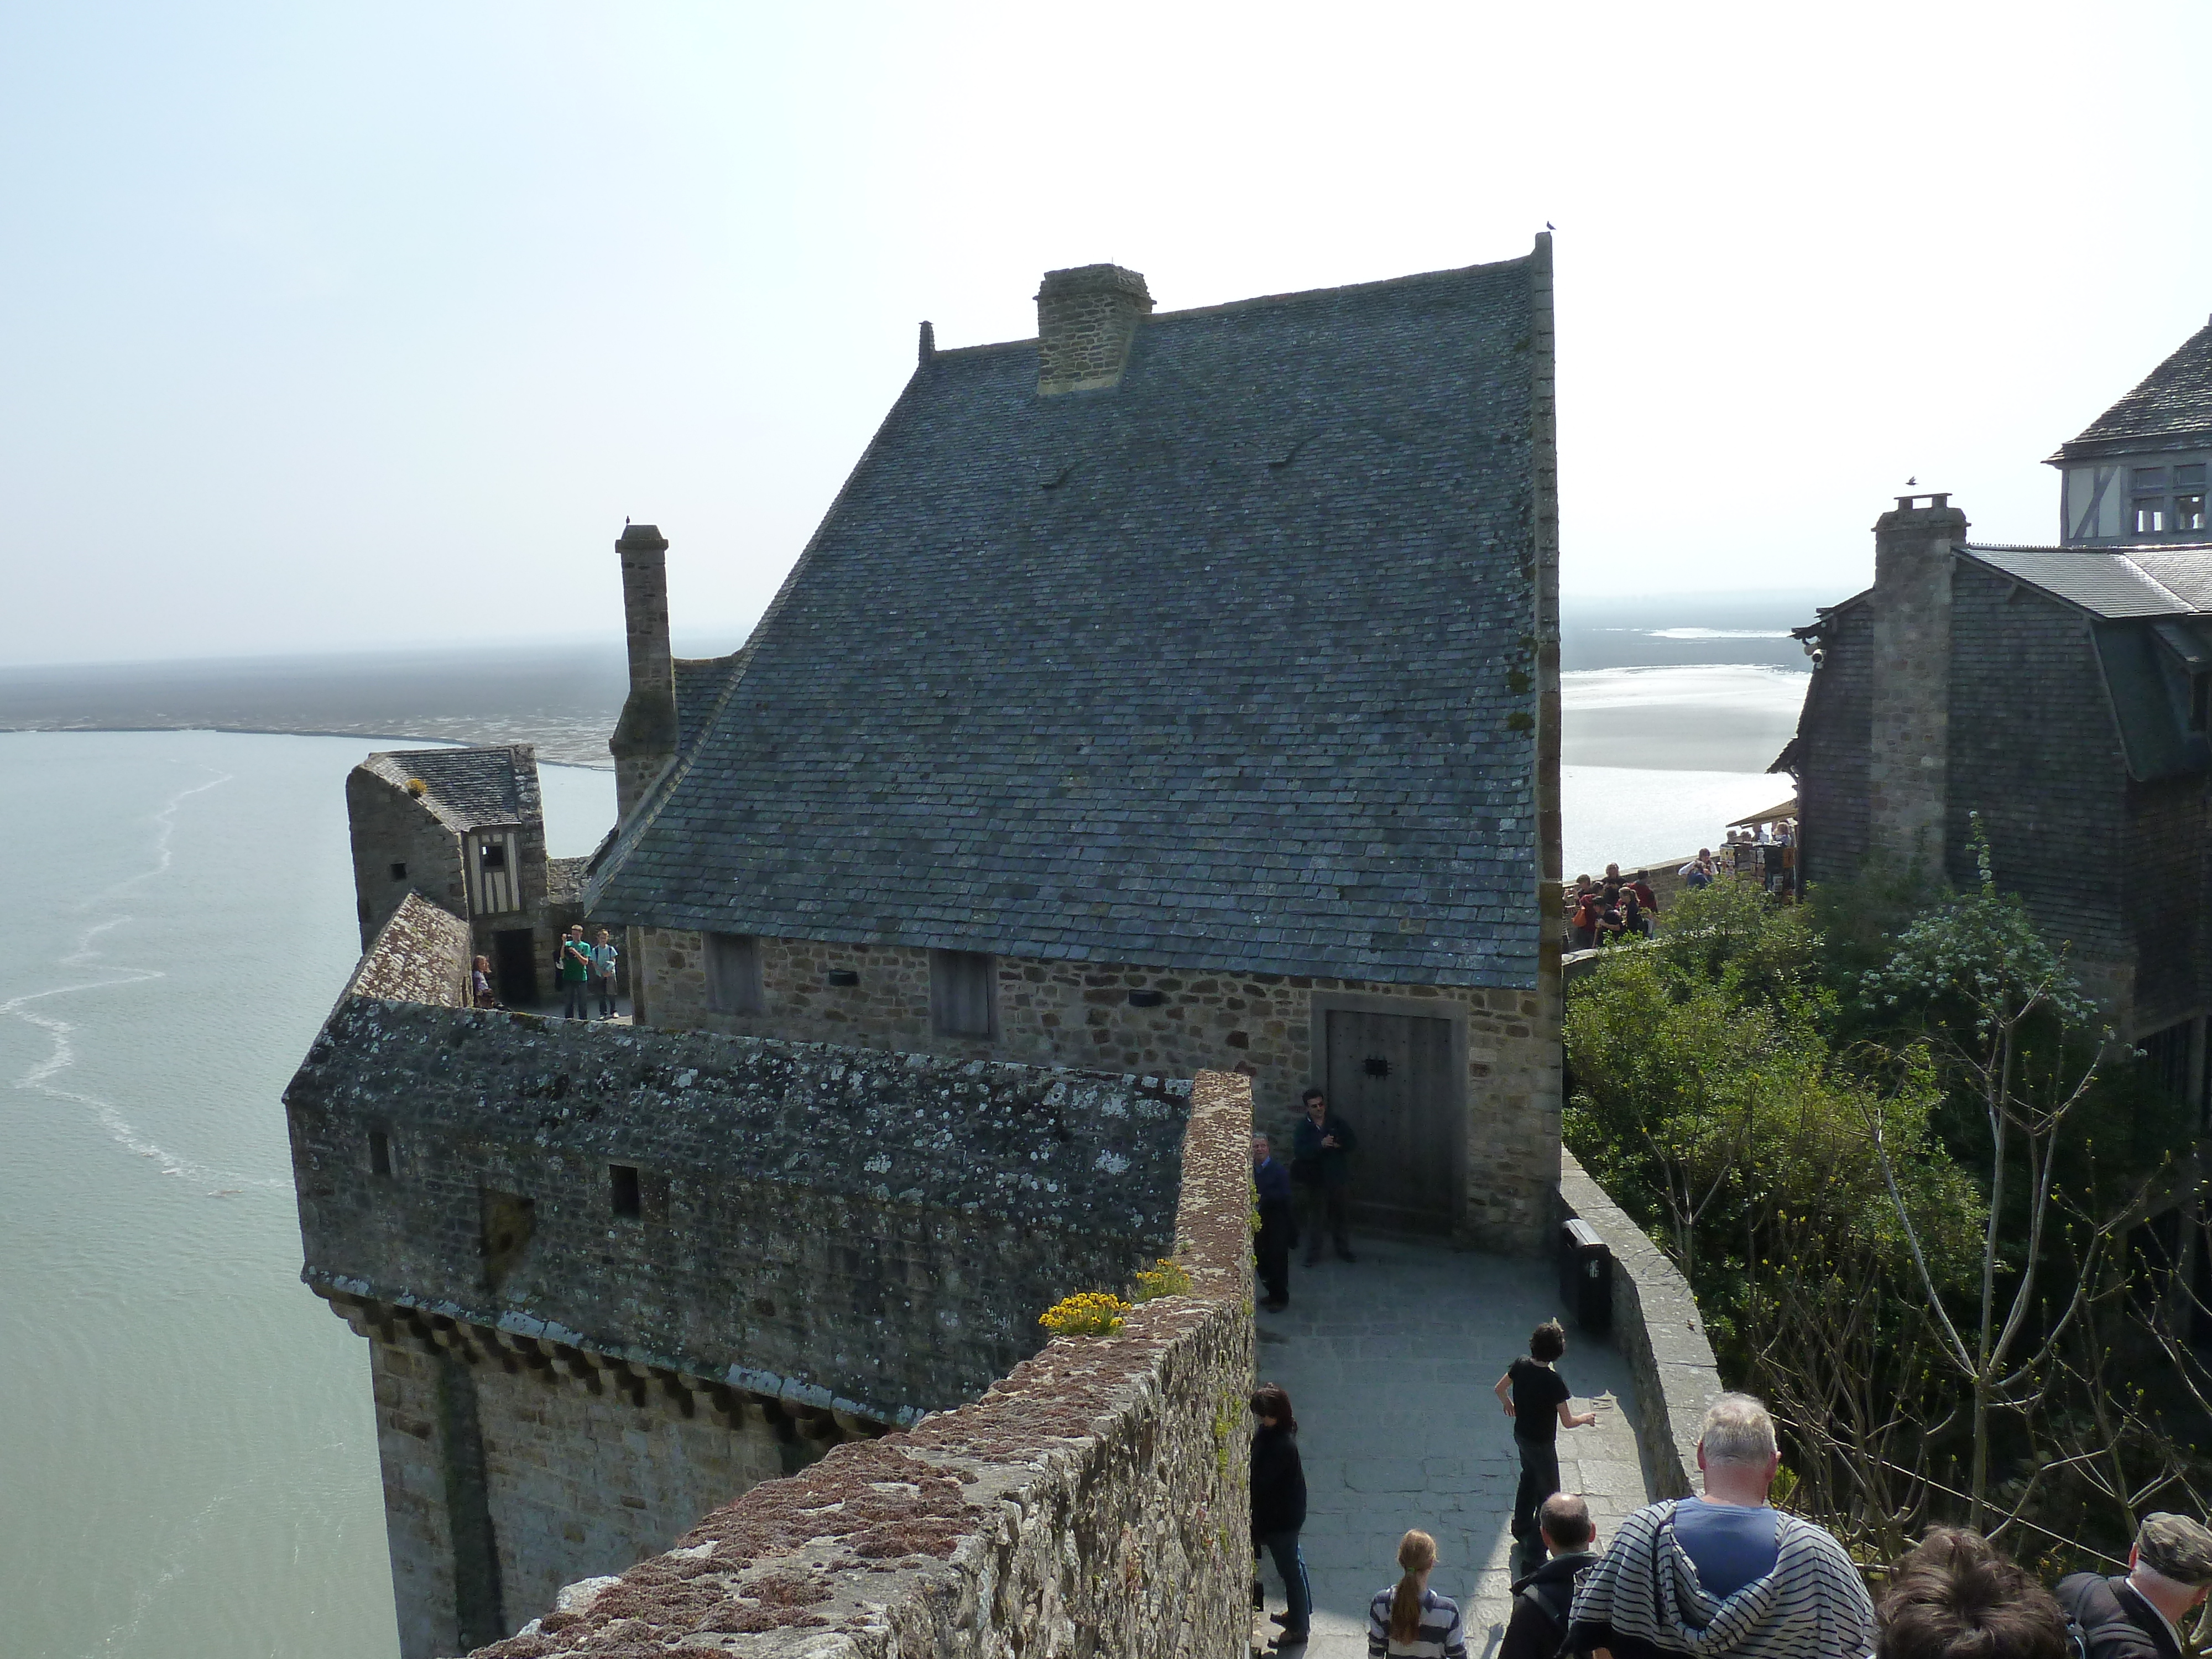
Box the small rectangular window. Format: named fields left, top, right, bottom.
left=2175, top=463, right=2206, bottom=488
left=388, top=862, right=408, bottom=881
left=2135, top=466, right=2169, bottom=493
left=369, top=1129, right=392, bottom=1177
left=2136, top=502, right=2166, bottom=535
left=705, top=933, right=763, bottom=1015
left=2178, top=494, right=2206, bottom=533
left=930, top=949, right=997, bottom=1038
left=610, top=1164, right=641, bottom=1219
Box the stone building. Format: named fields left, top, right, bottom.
left=591, top=246, right=1564, bottom=1252
left=290, top=243, right=1560, bottom=1655
left=347, top=744, right=589, bottom=1004
left=1783, top=312, right=2212, bottom=1109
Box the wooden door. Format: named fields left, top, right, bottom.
left=1324, top=1010, right=1459, bottom=1235
left=493, top=928, right=538, bottom=1006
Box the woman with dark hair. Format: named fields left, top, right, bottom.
left=1878, top=1528, right=2069, bottom=1659
left=1251, top=1383, right=1311, bottom=1645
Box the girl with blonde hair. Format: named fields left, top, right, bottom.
left=1366, top=1529, right=1467, bottom=1658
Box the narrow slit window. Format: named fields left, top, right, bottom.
left=369, top=1129, right=392, bottom=1177
left=610, top=1164, right=641, bottom=1219
left=930, top=949, right=997, bottom=1039
left=389, top=862, right=408, bottom=881
left=705, top=933, right=763, bottom=1015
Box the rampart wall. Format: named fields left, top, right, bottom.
left=289, top=911, right=1209, bottom=1656
left=1555, top=1150, right=1722, bottom=1498
left=635, top=926, right=1557, bottom=1254
left=468, top=1069, right=1256, bottom=1659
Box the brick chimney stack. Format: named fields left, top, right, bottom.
left=1867, top=492, right=1969, bottom=877
left=611, top=523, right=677, bottom=823
left=1035, top=264, right=1152, bottom=394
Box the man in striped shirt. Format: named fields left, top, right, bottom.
left=1567, top=1394, right=1874, bottom=1659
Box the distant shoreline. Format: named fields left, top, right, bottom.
left=0, top=721, right=617, bottom=770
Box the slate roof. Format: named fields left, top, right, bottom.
left=2053, top=317, right=2212, bottom=461
left=589, top=253, right=1551, bottom=988
left=673, top=655, right=742, bottom=758
left=1825, top=546, right=2212, bottom=785
left=1961, top=545, right=2194, bottom=618
left=362, top=745, right=529, bottom=831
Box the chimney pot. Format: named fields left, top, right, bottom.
left=1035, top=264, right=1152, bottom=394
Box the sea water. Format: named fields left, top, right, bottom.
left=0, top=731, right=611, bottom=1659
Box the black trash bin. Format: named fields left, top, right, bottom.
left=1559, top=1218, right=1613, bottom=1334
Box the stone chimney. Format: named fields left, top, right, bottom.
left=1867, top=492, right=1969, bottom=877
left=610, top=523, right=677, bottom=822
left=1035, top=264, right=1152, bottom=394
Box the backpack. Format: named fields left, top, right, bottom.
left=1517, top=1559, right=1595, bottom=1659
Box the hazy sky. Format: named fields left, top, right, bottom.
left=6, top=3, right=2210, bottom=666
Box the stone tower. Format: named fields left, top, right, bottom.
left=1867, top=491, right=1969, bottom=875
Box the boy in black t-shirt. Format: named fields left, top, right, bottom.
left=1495, top=1319, right=1597, bottom=1551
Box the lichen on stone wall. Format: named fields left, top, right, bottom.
left=344, top=891, right=471, bottom=1008
left=466, top=1069, right=1256, bottom=1659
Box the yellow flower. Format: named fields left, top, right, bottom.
left=1039, top=1291, right=1131, bottom=1337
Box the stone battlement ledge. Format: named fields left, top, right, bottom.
left=469, top=1067, right=1256, bottom=1658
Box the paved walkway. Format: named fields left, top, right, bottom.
left=1253, top=1237, right=1653, bottom=1657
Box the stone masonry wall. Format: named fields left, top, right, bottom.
left=468, top=1069, right=1256, bottom=1659
left=345, top=1287, right=857, bottom=1659
left=1794, top=601, right=1874, bottom=890
left=1868, top=505, right=1965, bottom=876
left=288, top=1002, right=1193, bottom=1421
left=635, top=927, right=1558, bottom=1254
left=1944, top=564, right=2136, bottom=998
left=366, top=1334, right=806, bottom=1657
left=1555, top=1151, right=1722, bottom=1500
left=351, top=767, right=469, bottom=952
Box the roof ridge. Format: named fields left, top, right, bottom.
left=927, top=252, right=1534, bottom=359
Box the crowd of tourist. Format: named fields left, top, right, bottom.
left=1566, top=820, right=1803, bottom=951
left=1247, top=1367, right=2212, bottom=1658
left=1567, top=862, right=1665, bottom=951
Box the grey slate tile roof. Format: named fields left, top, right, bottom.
left=2125, top=550, right=2212, bottom=612
left=2055, top=317, right=2212, bottom=459
left=674, top=655, right=742, bottom=758
left=590, top=256, right=1547, bottom=988
left=1961, top=545, right=2194, bottom=619
left=362, top=745, right=529, bottom=831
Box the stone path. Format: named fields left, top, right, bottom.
left=1251, top=1236, right=1652, bottom=1658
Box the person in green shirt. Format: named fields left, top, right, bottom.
left=559, top=925, right=592, bottom=1019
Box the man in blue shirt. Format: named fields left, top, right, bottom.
left=1567, top=1394, right=1874, bottom=1659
